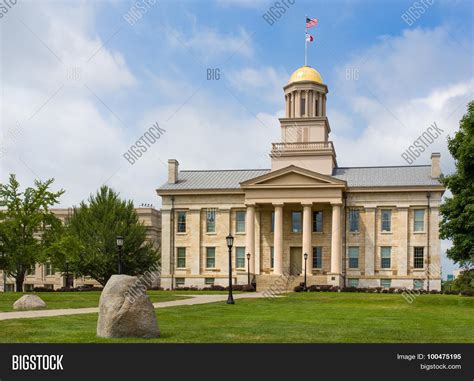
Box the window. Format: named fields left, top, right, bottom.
left=206, top=247, right=216, bottom=268
left=349, top=209, right=360, bottom=232
left=271, top=212, right=275, bottom=233
left=381, top=247, right=391, bottom=269
left=205, top=278, right=215, bottom=286
left=24, top=284, right=34, bottom=291
left=348, top=278, right=359, bottom=288
left=270, top=247, right=274, bottom=268
left=313, top=211, right=323, bottom=232
left=177, top=247, right=186, bottom=268
left=414, top=209, right=424, bottom=232
left=206, top=209, right=216, bottom=233
left=348, top=247, right=359, bottom=269
left=292, top=212, right=302, bottom=233
left=236, top=247, right=246, bottom=268
left=380, top=279, right=391, bottom=289
left=413, top=279, right=424, bottom=290
left=26, top=265, right=35, bottom=276
left=414, top=247, right=424, bottom=268
left=312, top=247, right=322, bottom=268
left=236, top=211, right=246, bottom=233
left=381, top=209, right=391, bottom=232
left=177, top=211, right=186, bottom=233
left=45, top=263, right=54, bottom=276
left=175, top=277, right=185, bottom=287
left=300, top=96, right=306, bottom=116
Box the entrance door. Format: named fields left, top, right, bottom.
left=289, top=247, right=302, bottom=276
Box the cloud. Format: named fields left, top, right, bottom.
left=1, top=1, right=137, bottom=206
left=215, top=0, right=267, bottom=9
left=329, top=26, right=473, bottom=173
left=225, top=66, right=288, bottom=104
left=161, top=24, right=254, bottom=62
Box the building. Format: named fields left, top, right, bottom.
left=157, top=65, right=445, bottom=291
left=0, top=207, right=161, bottom=291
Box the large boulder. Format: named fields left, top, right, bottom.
left=97, top=275, right=160, bottom=338
left=13, top=295, right=47, bottom=310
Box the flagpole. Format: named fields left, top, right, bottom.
left=304, top=15, right=307, bottom=66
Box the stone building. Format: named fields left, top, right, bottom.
left=0, top=207, right=161, bottom=291
left=157, top=65, right=445, bottom=291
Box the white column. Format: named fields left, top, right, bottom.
left=295, top=91, right=301, bottom=117
left=318, top=92, right=322, bottom=116
left=255, top=209, right=261, bottom=275
left=302, top=204, right=312, bottom=275
left=304, top=90, right=309, bottom=117
left=273, top=204, right=284, bottom=275
left=323, top=94, right=326, bottom=116
left=285, top=94, right=289, bottom=117
left=245, top=204, right=256, bottom=274
left=291, top=92, right=295, bottom=117
left=330, top=203, right=342, bottom=274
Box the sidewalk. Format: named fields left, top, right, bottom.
left=0, top=292, right=268, bottom=321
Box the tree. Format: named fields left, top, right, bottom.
left=439, top=101, right=474, bottom=268
left=0, top=174, right=64, bottom=291
left=49, top=186, right=159, bottom=286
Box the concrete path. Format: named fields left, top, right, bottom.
left=0, top=292, right=268, bottom=321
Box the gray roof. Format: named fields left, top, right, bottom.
left=332, top=165, right=442, bottom=187
left=159, top=169, right=270, bottom=190
left=158, top=165, right=441, bottom=191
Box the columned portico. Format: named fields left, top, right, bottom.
left=330, top=202, right=342, bottom=285
left=245, top=204, right=256, bottom=275
left=302, top=204, right=312, bottom=275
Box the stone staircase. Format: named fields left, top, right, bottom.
left=255, top=274, right=305, bottom=292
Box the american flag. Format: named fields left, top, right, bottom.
left=306, top=17, right=318, bottom=28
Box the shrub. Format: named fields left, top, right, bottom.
left=460, top=290, right=474, bottom=297
left=342, top=287, right=357, bottom=292
left=242, top=284, right=256, bottom=292
left=294, top=285, right=304, bottom=292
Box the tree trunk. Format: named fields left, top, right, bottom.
left=15, top=273, right=25, bottom=292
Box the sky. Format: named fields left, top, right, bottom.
left=1, top=0, right=473, bottom=277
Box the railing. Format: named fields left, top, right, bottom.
left=271, top=141, right=334, bottom=152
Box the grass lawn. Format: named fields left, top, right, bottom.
left=0, top=291, right=191, bottom=312
left=0, top=292, right=472, bottom=343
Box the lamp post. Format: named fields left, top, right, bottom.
left=246, top=253, right=251, bottom=286
left=303, top=253, right=308, bottom=291
left=226, top=234, right=234, bottom=304
left=0, top=239, right=6, bottom=293
left=116, top=236, right=124, bottom=275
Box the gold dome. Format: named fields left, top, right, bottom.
left=288, top=66, right=323, bottom=84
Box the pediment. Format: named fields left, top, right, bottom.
left=240, top=165, right=346, bottom=189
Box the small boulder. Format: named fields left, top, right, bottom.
left=97, top=274, right=160, bottom=338
left=13, top=295, right=47, bottom=310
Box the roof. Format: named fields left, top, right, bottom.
left=158, top=165, right=442, bottom=191
left=158, top=169, right=271, bottom=190
left=332, top=165, right=442, bottom=187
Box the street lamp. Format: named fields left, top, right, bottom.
left=0, top=239, right=6, bottom=293
left=116, top=236, right=124, bottom=275
left=303, top=252, right=308, bottom=291
left=246, top=253, right=251, bottom=286
left=226, top=234, right=234, bottom=304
